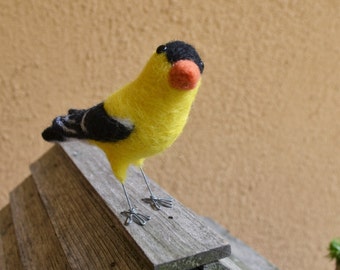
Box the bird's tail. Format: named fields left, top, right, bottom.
left=42, top=109, right=86, bottom=142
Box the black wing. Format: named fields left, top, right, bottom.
left=42, top=102, right=134, bottom=142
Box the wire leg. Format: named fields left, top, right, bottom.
left=122, top=183, right=133, bottom=209
left=120, top=183, right=151, bottom=226
left=140, top=168, right=173, bottom=210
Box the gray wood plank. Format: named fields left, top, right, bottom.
left=57, top=141, right=230, bottom=269
left=203, top=218, right=279, bottom=270
left=10, top=176, right=71, bottom=270
left=30, top=145, right=152, bottom=270
left=0, top=205, right=23, bottom=270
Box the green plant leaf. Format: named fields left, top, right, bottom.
left=329, top=238, right=340, bottom=262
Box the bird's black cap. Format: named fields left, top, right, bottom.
left=156, top=41, right=204, bottom=74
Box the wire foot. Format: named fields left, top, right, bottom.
left=120, top=183, right=151, bottom=226
left=120, top=207, right=151, bottom=226
left=139, top=167, right=174, bottom=210
left=142, top=196, right=173, bottom=210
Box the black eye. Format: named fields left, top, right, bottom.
left=156, top=45, right=167, bottom=54
left=200, top=61, right=204, bottom=71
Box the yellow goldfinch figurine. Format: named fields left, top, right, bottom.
left=42, top=41, right=204, bottom=225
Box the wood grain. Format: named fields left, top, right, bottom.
left=0, top=233, right=4, bottom=270
left=10, top=176, right=71, bottom=270
left=55, top=141, right=230, bottom=269
left=0, top=205, right=23, bottom=270
left=30, top=145, right=152, bottom=270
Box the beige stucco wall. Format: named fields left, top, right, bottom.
left=0, top=1, right=339, bottom=269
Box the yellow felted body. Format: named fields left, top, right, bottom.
left=92, top=53, right=201, bottom=182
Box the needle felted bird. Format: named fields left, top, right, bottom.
left=42, top=40, right=204, bottom=226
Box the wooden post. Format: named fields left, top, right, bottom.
left=27, top=141, right=230, bottom=269
left=0, top=205, right=23, bottom=270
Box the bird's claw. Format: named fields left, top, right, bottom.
left=120, top=208, right=151, bottom=226
left=142, top=196, right=173, bottom=210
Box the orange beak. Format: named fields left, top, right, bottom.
left=168, top=60, right=201, bottom=90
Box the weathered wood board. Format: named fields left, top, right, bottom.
left=204, top=218, right=279, bottom=270
left=31, top=145, right=153, bottom=270
left=0, top=233, right=4, bottom=270
left=10, top=176, right=71, bottom=270
left=31, top=142, right=230, bottom=269
left=0, top=205, right=23, bottom=270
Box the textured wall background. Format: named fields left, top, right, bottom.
left=0, top=1, right=339, bottom=269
